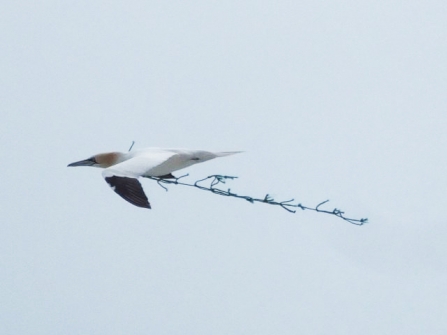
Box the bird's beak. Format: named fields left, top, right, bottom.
left=67, top=157, right=96, bottom=167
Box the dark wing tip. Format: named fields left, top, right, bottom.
left=105, top=176, right=151, bottom=209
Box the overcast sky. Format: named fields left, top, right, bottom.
left=1, top=1, right=447, bottom=334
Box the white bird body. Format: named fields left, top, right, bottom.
left=68, top=148, right=241, bottom=209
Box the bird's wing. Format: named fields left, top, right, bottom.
left=103, top=175, right=151, bottom=209
left=101, top=152, right=176, bottom=209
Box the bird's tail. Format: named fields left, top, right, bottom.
left=214, top=151, right=243, bottom=157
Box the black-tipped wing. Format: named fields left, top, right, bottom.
left=104, top=176, right=151, bottom=209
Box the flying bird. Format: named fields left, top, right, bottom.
left=68, top=148, right=241, bottom=209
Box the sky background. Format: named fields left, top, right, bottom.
left=1, top=1, right=447, bottom=334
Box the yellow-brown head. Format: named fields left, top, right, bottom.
left=67, top=152, right=120, bottom=169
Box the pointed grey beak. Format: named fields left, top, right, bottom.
left=67, top=157, right=96, bottom=167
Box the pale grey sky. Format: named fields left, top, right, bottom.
left=1, top=1, right=447, bottom=334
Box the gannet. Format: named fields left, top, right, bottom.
left=68, top=148, right=241, bottom=209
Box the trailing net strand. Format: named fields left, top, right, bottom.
left=144, top=174, right=368, bottom=225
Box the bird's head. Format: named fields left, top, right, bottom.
left=68, top=152, right=120, bottom=169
